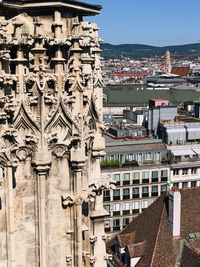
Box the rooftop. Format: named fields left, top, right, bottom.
left=0, top=0, right=101, bottom=16
left=104, top=84, right=200, bottom=107
left=107, top=187, right=200, bottom=267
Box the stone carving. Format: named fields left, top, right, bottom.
left=0, top=2, right=106, bottom=267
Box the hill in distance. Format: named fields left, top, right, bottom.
left=100, top=43, right=200, bottom=59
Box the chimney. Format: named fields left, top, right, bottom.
left=168, top=189, right=181, bottom=239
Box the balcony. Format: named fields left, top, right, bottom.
left=103, top=196, right=110, bottom=202
left=113, top=196, right=120, bottom=201
left=123, top=210, right=130, bottom=215
left=161, top=177, right=168, bottom=182
left=113, top=226, right=120, bottom=231
left=132, top=209, right=139, bottom=214
left=151, top=178, right=158, bottom=183
left=142, top=179, right=149, bottom=184
left=123, top=195, right=130, bottom=200
left=113, top=211, right=120, bottom=216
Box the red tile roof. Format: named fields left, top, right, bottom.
left=171, top=66, right=192, bottom=76
left=107, top=187, right=200, bottom=267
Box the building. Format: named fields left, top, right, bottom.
left=123, top=108, right=146, bottom=125
left=148, top=104, right=177, bottom=136
left=160, top=119, right=200, bottom=145
left=103, top=84, right=200, bottom=115
left=164, top=50, right=172, bottom=74
left=107, top=187, right=200, bottom=267
left=101, top=136, right=169, bottom=234
left=102, top=165, right=169, bottom=234
left=167, top=144, right=200, bottom=189
left=0, top=1, right=108, bottom=267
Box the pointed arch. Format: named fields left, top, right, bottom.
left=13, top=102, right=40, bottom=134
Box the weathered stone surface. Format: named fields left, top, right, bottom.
left=0, top=0, right=108, bottom=266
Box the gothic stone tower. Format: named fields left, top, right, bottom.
left=0, top=1, right=109, bottom=266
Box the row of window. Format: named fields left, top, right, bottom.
left=104, top=199, right=150, bottom=215
left=103, top=184, right=167, bottom=201
left=113, top=170, right=168, bottom=185
left=173, top=181, right=197, bottom=188
left=173, top=167, right=197, bottom=176
left=105, top=151, right=162, bottom=163
left=105, top=218, right=131, bottom=232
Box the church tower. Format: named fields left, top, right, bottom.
left=0, top=1, right=109, bottom=266
left=165, top=50, right=172, bottom=74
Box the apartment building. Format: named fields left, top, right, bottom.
left=101, top=135, right=169, bottom=233
left=102, top=165, right=169, bottom=233
left=168, top=144, right=200, bottom=189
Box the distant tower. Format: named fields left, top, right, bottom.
left=0, top=0, right=109, bottom=267
left=165, top=50, right=172, bottom=74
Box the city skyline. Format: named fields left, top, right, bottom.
left=86, top=0, right=200, bottom=46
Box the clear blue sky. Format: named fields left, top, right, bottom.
left=85, top=0, right=200, bottom=46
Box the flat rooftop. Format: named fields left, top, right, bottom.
left=104, top=84, right=200, bottom=107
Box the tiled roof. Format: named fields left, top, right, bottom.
left=107, top=187, right=200, bottom=267
left=171, top=67, right=192, bottom=76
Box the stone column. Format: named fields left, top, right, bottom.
left=5, top=166, right=15, bottom=267
left=71, top=161, right=84, bottom=267
left=33, top=162, right=51, bottom=267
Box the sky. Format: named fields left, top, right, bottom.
left=85, top=0, right=200, bottom=47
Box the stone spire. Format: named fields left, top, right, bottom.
left=0, top=1, right=110, bottom=267
left=165, top=50, right=172, bottom=74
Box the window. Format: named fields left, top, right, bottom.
left=113, top=203, right=120, bottom=216
left=129, top=154, right=133, bottom=161
left=142, top=186, right=149, bottom=197
left=123, top=188, right=130, bottom=200
left=113, top=174, right=120, bottom=185
left=123, top=202, right=130, bottom=215
left=123, top=173, right=130, bottom=185
left=173, top=169, right=179, bottom=176
left=191, top=181, right=197, bottom=187
left=104, top=220, right=111, bottom=232
left=151, top=185, right=158, bottom=197
left=113, top=189, right=120, bottom=201
left=161, top=184, right=167, bottom=193
left=161, top=170, right=168, bottom=181
left=191, top=168, right=197, bottom=175
left=151, top=171, right=158, bottom=183
left=145, top=152, right=152, bottom=161
left=113, top=219, right=120, bottom=231
left=182, top=182, right=188, bottom=188
left=155, top=152, right=160, bottom=162
left=133, top=187, right=139, bottom=198
left=133, top=172, right=140, bottom=184
left=142, top=171, right=149, bottom=183
left=104, top=204, right=110, bottom=213
left=103, top=190, right=110, bottom=201
left=123, top=218, right=130, bottom=227
left=132, top=201, right=139, bottom=214
left=182, top=168, right=188, bottom=175
left=137, top=153, right=143, bottom=163
left=142, top=200, right=148, bottom=210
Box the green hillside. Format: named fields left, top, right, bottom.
left=101, top=43, right=200, bottom=59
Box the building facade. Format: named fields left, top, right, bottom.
left=0, top=1, right=108, bottom=267
left=101, top=137, right=169, bottom=234
left=102, top=165, right=169, bottom=233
